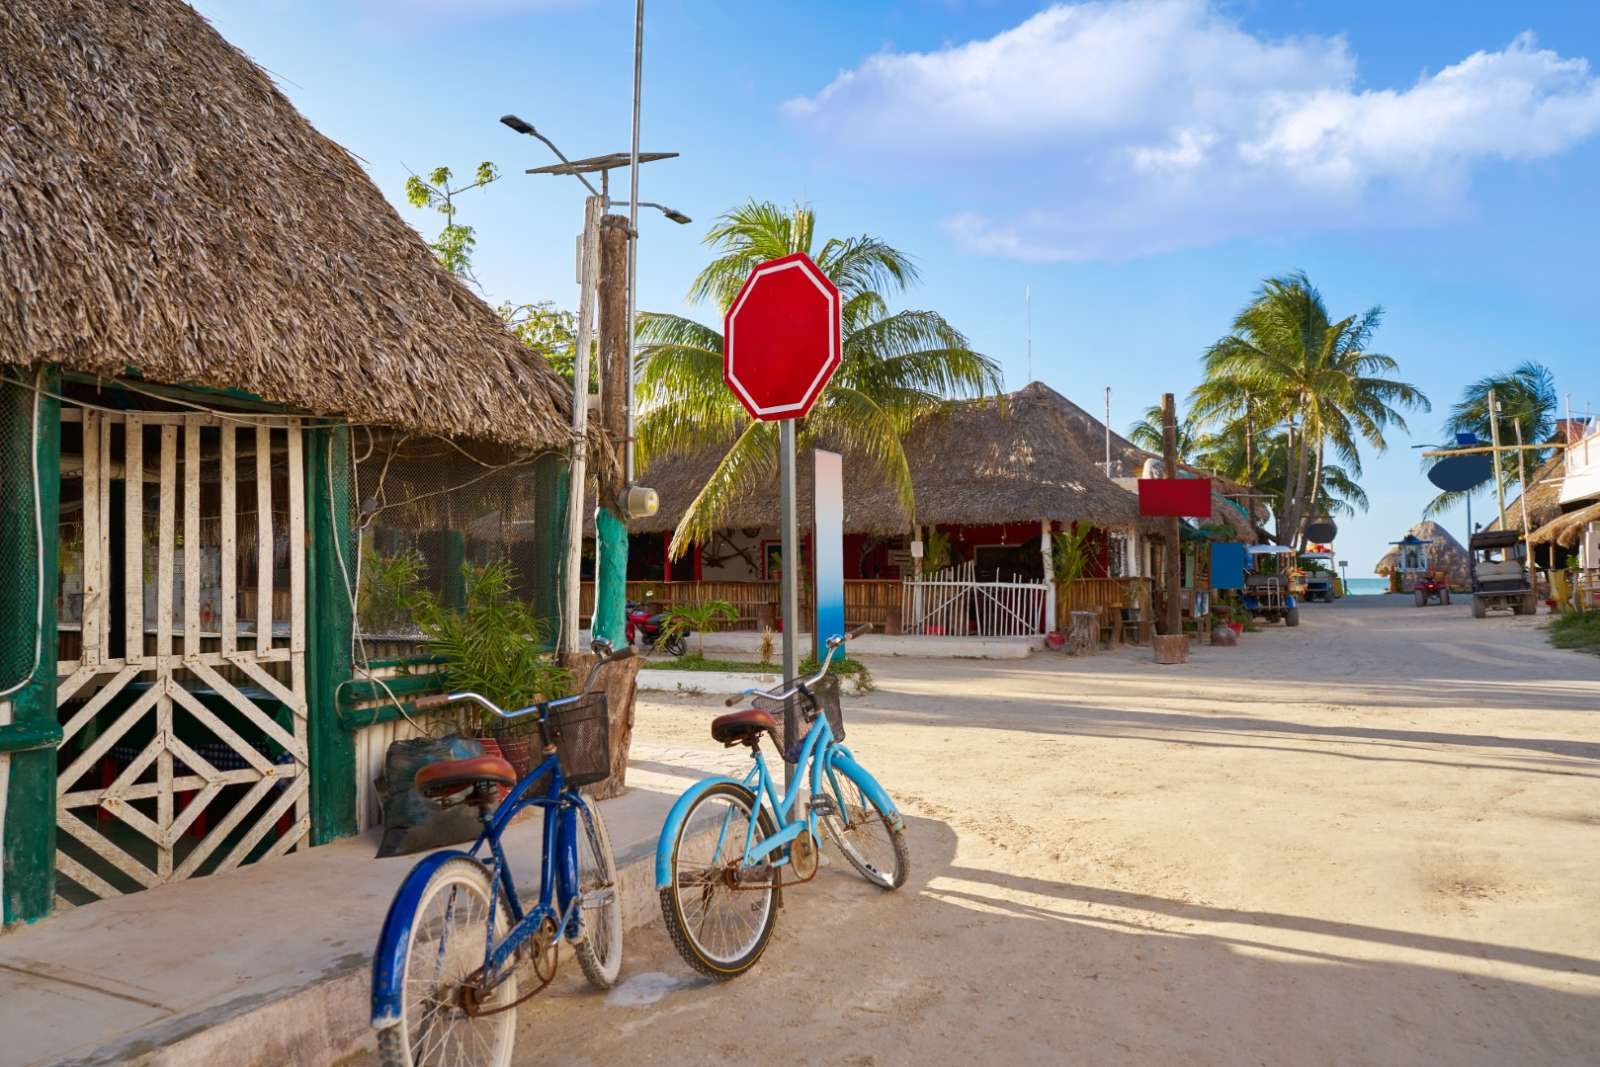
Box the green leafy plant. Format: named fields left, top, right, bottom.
left=921, top=529, right=952, bottom=574
left=408, top=560, right=570, bottom=731
left=659, top=599, right=738, bottom=658
left=404, top=163, right=500, bottom=284
left=1548, top=610, right=1600, bottom=655
left=1051, top=525, right=1096, bottom=583
left=359, top=549, right=425, bottom=636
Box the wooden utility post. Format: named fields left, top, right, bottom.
left=591, top=214, right=631, bottom=648
left=1487, top=387, right=1508, bottom=531
left=1162, top=392, right=1182, bottom=637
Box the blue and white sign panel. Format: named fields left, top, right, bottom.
left=814, top=450, right=845, bottom=654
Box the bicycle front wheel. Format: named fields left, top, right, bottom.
left=822, top=765, right=909, bottom=891
left=379, top=858, right=515, bottom=1067
left=659, top=782, right=777, bottom=980
left=573, top=801, right=623, bottom=990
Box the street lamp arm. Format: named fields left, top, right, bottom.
left=499, top=114, right=599, bottom=197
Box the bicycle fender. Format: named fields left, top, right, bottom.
left=825, top=750, right=904, bottom=830
left=370, top=849, right=477, bottom=1029
left=655, top=776, right=746, bottom=889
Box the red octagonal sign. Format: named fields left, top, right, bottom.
left=723, top=252, right=842, bottom=421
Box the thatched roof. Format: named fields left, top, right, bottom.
left=634, top=382, right=1152, bottom=536
left=1529, top=501, right=1600, bottom=549
left=1374, top=520, right=1471, bottom=588
left=0, top=0, right=574, bottom=449
left=1487, top=452, right=1565, bottom=533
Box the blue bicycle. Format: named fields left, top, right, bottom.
left=370, top=641, right=632, bottom=1067
left=655, top=630, right=908, bottom=979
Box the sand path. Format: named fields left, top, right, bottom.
left=501, top=596, right=1598, bottom=1064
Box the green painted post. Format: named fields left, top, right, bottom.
left=533, top=453, right=566, bottom=647
left=594, top=507, right=628, bottom=644
left=305, top=426, right=356, bottom=845
left=442, top=530, right=466, bottom=609
left=2, top=367, right=61, bottom=926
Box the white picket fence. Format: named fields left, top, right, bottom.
left=900, top=561, right=1049, bottom=637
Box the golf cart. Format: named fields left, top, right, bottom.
left=1297, top=550, right=1337, bottom=603
left=1468, top=530, right=1537, bottom=618
left=1242, top=545, right=1301, bottom=627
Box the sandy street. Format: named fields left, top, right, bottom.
left=496, top=596, right=1598, bottom=1065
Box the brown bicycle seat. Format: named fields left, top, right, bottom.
left=710, top=708, right=780, bottom=748
left=414, top=755, right=518, bottom=797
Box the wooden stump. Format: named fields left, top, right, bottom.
left=562, top=651, right=644, bottom=801
left=884, top=603, right=903, bottom=635
left=1152, top=634, right=1188, bottom=665
left=1068, top=610, right=1099, bottom=655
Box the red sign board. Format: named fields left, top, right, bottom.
left=723, top=252, right=841, bottom=421
left=1138, top=477, right=1212, bottom=518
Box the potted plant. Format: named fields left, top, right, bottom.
left=408, top=560, right=571, bottom=778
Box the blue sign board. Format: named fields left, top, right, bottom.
left=1211, top=542, right=1246, bottom=590
left=813, top=450, right=845, bottom=656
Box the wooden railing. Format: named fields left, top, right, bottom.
left=1054, top=577, right=1153, bottom=632
left=580, top=579, right=903, bottom=632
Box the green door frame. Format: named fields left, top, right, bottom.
left=2, top=366, right=62, bottom=926
left=304, top=426, right=357, bottom=844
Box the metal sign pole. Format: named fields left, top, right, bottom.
left=779, top=417, right=799, bottom=795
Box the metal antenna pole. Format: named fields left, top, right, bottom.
left=1104, top=386, right=1112, bottom=476
left=624, top=0, right=644, bottom=486
left=778, top=419, right=799, bottom=795
left=1025, top=284, right=1032, bottom=384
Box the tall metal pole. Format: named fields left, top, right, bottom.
left=1103, top=387, right=1111, bottom=477
left=563, top=194, right=602, bottom=652
left=1487, top=387, right=1508, bottom=530
left=1161, top=392, right=1182, bottom=637
left=778, top=419, right=800, bottom=795
left=1513, top=417, right=1535, bottom=593
left=624, top=0, right=644, bottom=486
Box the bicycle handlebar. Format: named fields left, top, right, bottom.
left=412, top=638, right=634, bottom=719
left=723, top=624, right=870, bottom=707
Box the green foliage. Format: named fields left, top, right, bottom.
left=1127, top=405, right=1201, bottom=462
left=404, top=162, right=501, bottom=282
left=921, top=529, right=952, bottom=574
left=1051, top=524, right=1097, bottom=583
left=798, top=653, right=874, bottom=693
left=659, top=599, right=738, bottom=658
left=407, top=560, right=570, bottom=730
left=1548, top=610, right=1600, bottom=655
left=501, top=301, right=588, bottom=385
left=636, top=201, right=1004, bottom=556
left=359, top=549, right=425, bottom=635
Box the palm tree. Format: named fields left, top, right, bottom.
left=1424, top=361, right=1558, bottom=517
left=1126, top=404, right=1203, bottom=463
left=1190, top=272, right=1428, bottom=545
left=636, top=201, right=1003, bottom=555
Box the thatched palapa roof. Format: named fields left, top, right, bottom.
left=1374, top=520, right=1472, bottom=588
left=635, top=382, right=1155, bottom=536
left=0, top=0, right=574, bottom=449
left=1486, top=452, right=1565, bottom=533
left=1529, top=501, right=1600, bottom=549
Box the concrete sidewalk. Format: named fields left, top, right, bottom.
left=0, top=741, right=747, bottom=1067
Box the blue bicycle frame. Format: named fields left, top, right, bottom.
left=370, top=750, right=594, bottom=1028
left=654, top=702, right=902, bottom=890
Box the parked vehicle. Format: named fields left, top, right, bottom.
left=1241, top=545, right=1301, bottom=626
left=655, top=628, right=907, bottom=979
left=1468, top=530, right=1537, bottom=618
left=1413, top=571, right=1451, bottom=606
left=370, top=640, right=632, bottom=1067
left=1297, top=550, right=1337, bottom=603
left=626, top=600, right=687, bottom=657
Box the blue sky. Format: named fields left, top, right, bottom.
left=192, top=0, right=1600, bottom=572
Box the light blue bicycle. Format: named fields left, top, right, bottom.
left=655, top=630, right=908, bottom=979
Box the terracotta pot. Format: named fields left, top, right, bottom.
left=1228, top=622, right=1244, bottom=635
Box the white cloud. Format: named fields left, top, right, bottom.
left=784, top=0, right=1600, bottom=261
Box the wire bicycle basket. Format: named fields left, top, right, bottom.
left=753, top=673, right=844, bottom=751
left=543, top=692, right=611, bottom=787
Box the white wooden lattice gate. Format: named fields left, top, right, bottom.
left=900, top=561, right=1049, bottom=637
left=54, top=411, right=309, bottom=904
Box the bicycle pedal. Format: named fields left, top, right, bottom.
left=807, top=796, right=836, bottom=816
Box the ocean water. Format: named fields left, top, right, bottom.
left=1344, top=578, right=1391, bottom=596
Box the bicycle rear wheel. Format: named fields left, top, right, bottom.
left=659, top=782, right=777, bottom=980
left=821, top=767, right=908, bottom=891
left=572, top=801, right=623, bottom=989
left=379, top=858, right=515, bottom=1067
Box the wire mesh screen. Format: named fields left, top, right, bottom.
left=0, top=375, right=42, bottom=694
left=346, top=429, right=566, bottom=665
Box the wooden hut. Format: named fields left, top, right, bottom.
left=606, top=383, right=1177, bottom=637
left=0, top=0, right=577, bottom=925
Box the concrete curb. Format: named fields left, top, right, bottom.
left=95, top=836, right=672, bottom=1067
left=636, top=668, right=780, bottom=695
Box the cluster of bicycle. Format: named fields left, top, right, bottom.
left=369, top=628, right=907, bottom=1067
